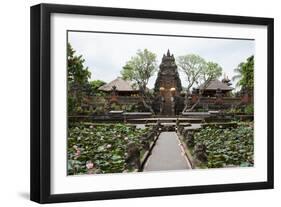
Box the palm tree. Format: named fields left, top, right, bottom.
left=232, top=55, right=254, bottom=91
left=232, top=62, right=243, bottom=88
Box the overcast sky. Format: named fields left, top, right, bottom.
left=68, top=31, right=254, bottom=89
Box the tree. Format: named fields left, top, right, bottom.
left=232, top=63, right=243, bottom=87
left=89, top=80, right=106, bottom=94
left=68, top=43, right=91, bottom=85
left=177, top=54, right=206, bottom=92
left=177, top=54, right=222, bottom=112
left=121, top=49, right=157, bottom=91
left=177, top=55, right=222, bottom=91
left=201, top=61, right=222, bottom=83
left=67, top=43, right=91, bottom=114
left=232, top=55, right=254, bottom=91
left=121, top=49, right=157, bottom=113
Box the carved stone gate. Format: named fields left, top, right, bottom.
left=154, top=50, right=182, bottom=115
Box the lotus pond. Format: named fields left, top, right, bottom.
left=67, top=123, right=152, bottom=175
left=192, top=122, right=254, bottom=168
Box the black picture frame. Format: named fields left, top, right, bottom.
left=30, top=3, right=274, bottom=204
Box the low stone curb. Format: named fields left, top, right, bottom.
left=177, top=132, right=197, bottom=169
left=139, top=132, right=160, bottom=171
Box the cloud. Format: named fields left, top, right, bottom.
left=68, top=31, right=254, bottom=89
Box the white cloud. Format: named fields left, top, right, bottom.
left=68, top=31, right=254, bottom=89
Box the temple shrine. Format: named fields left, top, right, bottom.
left=153, top=50, right=184, bottom=115
left=92, top=49, right=251, bottom=116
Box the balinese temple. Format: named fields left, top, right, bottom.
left=154, top=49, right=182, bottom=93
left=195, top=77, right=233, bottom=97
left=153, top=50, right=184, bottom=115
left=95, top=51, right=239, bottom=114
left=98, top=77, right=140, bottom=96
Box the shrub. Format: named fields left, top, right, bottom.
left=244, top=104, right=254, bottom=114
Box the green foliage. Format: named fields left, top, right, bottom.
left=121, top=49, right=157, bottom=91
left=89, top=80, right=106, bottom=94
left=92, top=96, right=108, bottom=115
left=196, top=108, right=208, bottom=112
left=233, top=55, right=254, bottom=91
left=202, top=61, right=222, bottom=82
left=67, top=43, right=91, bottom=85
left=123, top=104, right=138, bottom=112
left=177, top=54, right=206, bottom=91
left=67, top=96, right=76, bottom=115
left=110, top=102, right=121, bottom=111
left=244, top=104, right=254, bottom=114
left=177, top=54, right=222, bottom=91
left=67, top=123, right=151, bottom=175
left=108, top=103, right=138, bottom=113
left=225, top=107, right=243, bottom=114
left=193, top=123, right=254, bottom=168
left=67, top=43, right=91, bottom=114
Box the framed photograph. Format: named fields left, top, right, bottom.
left=30, top=3, right=274, bottom=203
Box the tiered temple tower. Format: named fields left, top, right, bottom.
left=154, top=49, right=182, bottom=93
left=154, top=50, right=183, bottom=115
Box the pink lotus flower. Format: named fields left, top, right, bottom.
left=75, top=149, right=81, bottom=157
left=73, top=146, right=81, bottom=158
left=86, top=161, right=94, bottom=169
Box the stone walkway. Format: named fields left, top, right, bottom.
left=143, top=132, right=191, bottom=171
left=184, top=123, right=202, bottom=130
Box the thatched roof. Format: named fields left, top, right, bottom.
left=98, top=77, right=139, bottom=91
left=198, top=79, right=233, bottom=91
